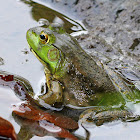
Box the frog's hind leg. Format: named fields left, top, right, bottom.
left=79, top=107, right=133, bottom=126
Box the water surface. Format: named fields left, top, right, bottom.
left=0, top=0, right=140, bottom=140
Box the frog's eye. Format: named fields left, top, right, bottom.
left=39, top=32, right=49, bottom=44
left=40, top=34, right=46, bottom=40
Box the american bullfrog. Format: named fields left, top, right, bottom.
left=26, top=23, right=140, bottom=124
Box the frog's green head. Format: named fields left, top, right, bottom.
left=26, top=25, right=65, bottom=75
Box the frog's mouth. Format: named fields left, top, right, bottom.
left=29, top=46, right=49, bottom=67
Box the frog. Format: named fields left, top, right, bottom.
left=26, top=23, right=140, bottom=125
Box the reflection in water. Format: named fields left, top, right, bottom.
left=21, top=0, right=85, bottom=34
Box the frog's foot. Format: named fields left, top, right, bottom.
left=38, top=80, right=63, bottom=109
left=79, top=107, right=134, bottom=126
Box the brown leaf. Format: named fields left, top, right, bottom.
left=13, top=115, right=79, bottom=140
left=0, top=116, right=16, bottom=140
left=13, top=103, right=79, bottom=140
left=0, top=74, right=14, bottom=82
left=13, top=103, right=78, bottom=130
left=38, top=120, right=79, bottom=140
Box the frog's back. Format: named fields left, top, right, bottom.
left=54, top=33, right=116, bottom=93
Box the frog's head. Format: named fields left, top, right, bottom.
left=26, top=24, right=66, bottom=75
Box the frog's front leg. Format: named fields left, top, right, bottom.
left=79, top=107, right=133, bottom=126
left=38, top=68, right=64, bottom=107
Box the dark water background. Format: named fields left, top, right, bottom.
left=0, top=0, right=140, bottom=139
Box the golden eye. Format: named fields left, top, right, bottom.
left=39, top=32, right=49, bottom=44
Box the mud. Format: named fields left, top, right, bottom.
left=52, top=0, right=140, bottom=79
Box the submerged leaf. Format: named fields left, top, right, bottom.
left=13, top=103, right=78, bottom=130
left=13, top=103, right=79, bottom=140
left=0, top=116, right=16, bottom=140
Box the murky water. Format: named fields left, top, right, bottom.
left=0, top=0, right=140, bottom=140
